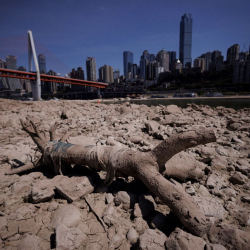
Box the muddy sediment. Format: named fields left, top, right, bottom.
left=0, top=99, right=250, bottom=250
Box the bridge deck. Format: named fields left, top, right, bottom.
left=0, top=68, right=108, bottom=88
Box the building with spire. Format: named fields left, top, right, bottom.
left=179, top=14, right=193, bottom=68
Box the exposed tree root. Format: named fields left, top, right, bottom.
left=6, top=117, right=216, bottom=236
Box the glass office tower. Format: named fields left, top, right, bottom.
left=179, top=14, right=193, bottom=68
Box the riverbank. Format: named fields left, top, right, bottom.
left=0, top=99, right=250, bottom=249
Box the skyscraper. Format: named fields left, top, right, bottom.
left=179, top=14, right=193, bottom=68
left=113, top=70, right=120, bottom=83
left=227, top=44, right=240, bottom=65
left=194, top=57, right=205, bottom=71
left=156, top=49, right=169, bottom=71
left=86, top=57, right=97, bottom=81
left=168, top=51, right=177, bottom=71
left=38, top=54, right=46, bottom=73
left=211, top=50, right=222, bottom=63
left=99, top=65, right=113, bottom=83
left=131, top=64, right=138, bottom=78
left=123, top=51, right=133, bottom=77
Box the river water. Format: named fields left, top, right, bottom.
left=126, top=98, right=250, bottom=110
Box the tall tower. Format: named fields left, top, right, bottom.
left=227, top=44, right=240, bottom=65
left=156, top=49, right=169, bottom=71
left=38, top=54, right=47, bottom=74
left=86, top=57, right=97, bottom=81
left=179, top=14, right=193, bottom=68
left=168, top=51, right=177, bottom=71
left=123, top=51, right=133, bottom=77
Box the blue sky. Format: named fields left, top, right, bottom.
left=1, top=0, right=250, bottom=77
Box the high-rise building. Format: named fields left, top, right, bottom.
left=140, top=59, right=148, bottom=81
left=194, top=57, right=205, bottom=71
left=131, top=64, right=138, bottom=78
left=149, top=54, right=156, bottom=62
left=179, top=14, right=193, bottom=68
left=201, top=52, right=212, bottom=71
left=168, top=51, right=177, bottom=71
left=123, top=51, right=133, bottom=77
left=6, top=55, right=17, bottom=69
left=227, top=44, right=240, bottom=65
left=113, top=70, right=120, bottom=83
left=5, top=55, right=22, bottom=90
left=239, top=52, right=249, bottom=62
left=233, top=60, right=246, bottom=83
left=154, top=61, right=164, bottom=80
left=211, top=50, right=222, bottom=63
left=174, top=60, right=182, bottom=70
left=215, top=55, right=224, bottom=71
left=147, top=61, right=154, bottom=80
left=38, top=54, right=46, bottom=74
left=86, top=57, right=97, bottom=81
left=156, top=49, right=169, bottom=71
left=99, top=65, right=113, bottom=83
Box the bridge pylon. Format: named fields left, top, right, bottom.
left=28, top=30, right=41, bottom=101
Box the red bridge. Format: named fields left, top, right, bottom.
left=0, top=68, right=108, bottom=89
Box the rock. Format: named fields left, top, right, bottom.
left=133, top=203, right=142, bottom=218
left=55, top=176, right=95, bottom=203
left=229, top=172, right=247, bottom=185
left=105, top=193, right=114, bottom=204
left=206, top=173, right=227, bottom=189
left=114, top=191, right=138, bottom=211
left=52, top=205, right=82, bottom=229
left=48, top=201, right=59, bottom=211
left=109, top=233, right=124, bottom=249
left=18, top=218, right=42, bottom=235
left=241, top=196, right=250, bottom=204
left=129, top=135, right=144, bottom=144
left=17, top=235, right=43, bottom=250
left=186, top=186, right=196, bottom=195
left=11, top=181, right=31, bottom=201
left=164, top=105, right=182, bottom=114
left=55, top=224, right=86, bottom=250
left=139, top=229, right=167, bottom=250
left=164, top=152, right=205, bottom=181
left=61, top=109, right=72, bottom=119
left=208, top=223, right=250, bottom=250
left=206, top=243, right=227, bottom=250
left=193, top=196, right=226, bottom=222
left=145, top=121, right=160, bottom=134
left=134, top=217, right=149, bottom=234
left=165, top=228, right=206, bottom=250
left=103, top=206, right=116, bottom=227
left=127, top=228, right=139, bottom=245
left=106, top=137, right=118, bottom=146
left=210, top=155, right=229, bottom=171
left=31, top=179, right=55, bottom=203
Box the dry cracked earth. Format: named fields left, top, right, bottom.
left=0, top=98, right=250, bottom=250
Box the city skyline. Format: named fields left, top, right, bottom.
left=1, top=0, right=250, bottom=77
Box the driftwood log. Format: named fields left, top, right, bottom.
left=6, top=118, right=216, bottom=237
